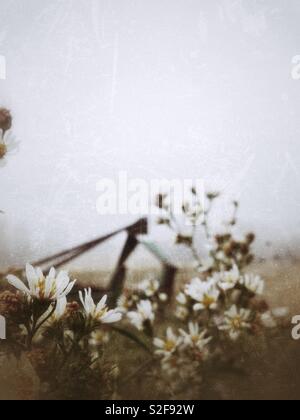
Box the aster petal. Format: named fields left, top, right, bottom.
left=96, top=294, right=108, bottom=313
left=101, top=310, right=122, bottom=324
left=60, top=279, right=76, bottom=298
left=154, top=338, right=165, bottom=349
left=55, top=271, right=70, bottom=294
left=193, top=303, right=204, bottom=311
left=79, top=290, right=85, bottom=309
left=44, top=275, right=54, bottom=299
left=7, top=274, right=31, bottom=295
left=25, top=264, right=38, bottom=293
left=54, top=296, right=67, bottom=319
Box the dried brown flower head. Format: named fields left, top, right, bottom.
left=0, top=108, right=12, bottom=133
left=0, top=290, right=21, bottom=316
left=215, top=234, right=232, bottom=246
left=251, top=299, right=269, bottom=313
left=0, top=142, right=7, bottom=159
left=66, top=301, right=80, bottom=315
left=176, top=234, right=193, bottom=246
left=246, top=233, right=255, bottom=244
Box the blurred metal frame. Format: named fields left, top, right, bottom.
left=10, top=218, right=178, bottom=302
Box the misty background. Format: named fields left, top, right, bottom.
left=1, top=0, right=300, bottom=270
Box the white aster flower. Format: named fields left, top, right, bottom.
left=138, top=278, right=160, bottom=297
left=79, top=288, right=122, bottom=324
left=240, top=274, right=264, bottom=295
left=179, top=322, right=212, bottom=353
left=127, top=300, right=155, bottom=331
left=0, top=130, right=19, bottom=167
left=219, top=305, right=252, bottom=341
left=154, top=327, right=181, bottom=360
left=7, top=264, right=76, bottom=302
left=186, top=278, right=220, bottom=311
left=217, top=265, right=240, bottom=292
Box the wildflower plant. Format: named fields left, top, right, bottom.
left=0, top=266, right=124, bottom=399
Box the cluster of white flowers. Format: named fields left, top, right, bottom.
left=3, top=259, right=289, bottom=396
left=7, top=264, right=122, bottom=324
left=154, top=322, right=212, bottom=382
left=117, top=277, right=167, bottom=332
left=149, top=265, right=286, bottom=391
left=175, top=265, right=270, bottom=342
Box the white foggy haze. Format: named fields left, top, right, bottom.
left=1, top=0, right=300, bottom=269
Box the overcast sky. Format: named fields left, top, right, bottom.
left=1, top=0, right=300, bottom=269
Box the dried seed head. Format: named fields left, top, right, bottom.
left=0, top=108, right=12, bottom=133
left=246, top=233, right=255, bottom=244
left=66, top=301, right=80, bottom=314
left=223, top=243, right=233, bottom=257
left=240, top=243, right=250, bottom=256
left=215, top=234, right=231, bottom=245
left=206, top=192, right=220, bottom=201
left=251, top=299, right=269, bottom=313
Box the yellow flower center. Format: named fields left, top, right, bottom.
left=191, top=335, right=199, bottom=344
left=36, top=277, right=56, bottom=300
left=0, top=143, right=7, bottom=159
left=231, top=316, right=242, bottom=330
left=164, top=340, right=176, bottom=352
left=202, top=294, right=215, bottom=308
left=96, top=307, right=108, bottom=320
left=37, top=278, right=46, bottom=297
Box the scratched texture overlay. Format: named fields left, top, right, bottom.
left=0, top=0, right=300, bottom=268
left=1, top=0, right=300, bottom=401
